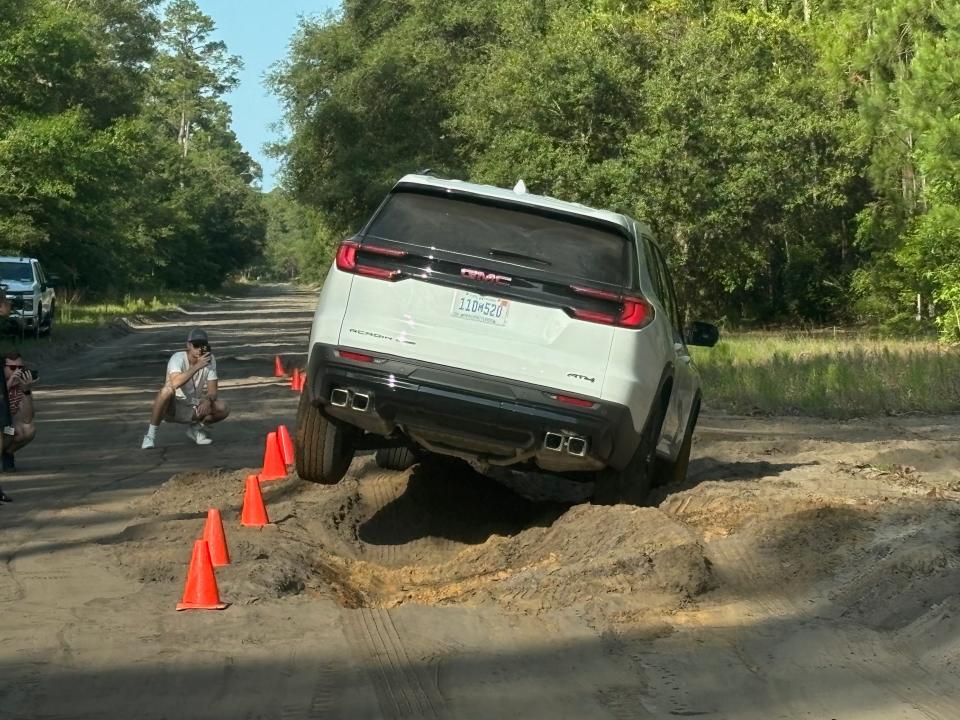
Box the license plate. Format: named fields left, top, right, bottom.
left=451, top=291, right=510, bottom=326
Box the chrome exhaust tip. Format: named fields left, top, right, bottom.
left=330, top=388, right=349, bottom=407
left=566, top=436, right=588, bottom=457
left=544, top=432, right=564, bottom=452
left=351, top=393, right=370, bottom=412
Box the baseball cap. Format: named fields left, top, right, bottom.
left=186, top=327, right=209, bottom=345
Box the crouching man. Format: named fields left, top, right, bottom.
left=141, top=328, right=229, bottom=449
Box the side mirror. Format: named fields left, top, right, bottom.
left=685, top=321, right=719, bottom=347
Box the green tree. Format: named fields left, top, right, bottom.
left=260, top=189, right=335, bottom=283
left=0, top=0, right=163, bottom=290
left=628, top=10, right=864, bottom=320
left=270, top=0, right=512, bottom=232
left=825, top=0, right=960, bottom=337
left=269, top=0, right=956, bottom=336
left=448, top=4, right=645, bottom=211
left=152, top=0, right=240, bottom=158
left=144, top=0, right=264, bottom=289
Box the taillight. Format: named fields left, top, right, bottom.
left=335, top=242, right=358, bottom=272
left=567, top=285, right=654, bottom=329
left=618, top=298, right=652, bottom=327
left=335, top=240, right=405, bottom=281
left=336, top=350, right=375, bottom=363
left=552, top=394, right=597, bottom=408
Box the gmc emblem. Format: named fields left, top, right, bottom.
left=461, top=268, right=512, bottom=284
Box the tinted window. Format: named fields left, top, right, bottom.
left=651, top=244, right=683, bottom=337
left=639, top=235, right=662, bottom=298
left=0, top=262, right=34, bottom=283
left=366, top=190, right=632, bottom=285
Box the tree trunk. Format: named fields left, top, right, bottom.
left=178, top=108, right=191, bottom=158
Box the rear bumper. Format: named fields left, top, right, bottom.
left=306, top=343, right=642, bottom=471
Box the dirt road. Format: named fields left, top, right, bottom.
left=2, top=284, right=959, bottom=719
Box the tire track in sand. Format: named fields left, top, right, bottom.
left=343, top=607, right=446, bottom=720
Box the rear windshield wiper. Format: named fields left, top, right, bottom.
left=488, top=248, right=552, bottom=266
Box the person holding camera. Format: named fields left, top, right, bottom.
left=141, top=327, right=229, bottom=449
left=2, top=351, right=37, bottom=478
left=0, top=291, right=14, bottom=499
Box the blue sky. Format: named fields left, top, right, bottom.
left=195, top=1, right=341, bottom=191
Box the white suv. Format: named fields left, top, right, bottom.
left=0, top=256, right=56, bottom=338
left=296, top=175, right=718, bottom=503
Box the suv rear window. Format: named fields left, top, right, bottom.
left=365, top=190, right=632, bottom=285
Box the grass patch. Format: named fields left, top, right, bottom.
left=57, top=291, right=209, bottom=328
left=0, top=290, right=216, bottom=354
left=693, top=331, right=960, bottom=418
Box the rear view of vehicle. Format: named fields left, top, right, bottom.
left=296, top=175, right=717, bottom=503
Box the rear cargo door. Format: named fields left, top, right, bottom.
left=337, top=189, right=637, bottom=396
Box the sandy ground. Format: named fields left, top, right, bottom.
left=2, top=284, right=959, bottom=719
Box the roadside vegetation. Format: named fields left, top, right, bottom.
left=270, top=0, right=960, bottom=344
left=0, top=289, right=215, bottom=354
left=0, top=0, right=264, bottom=295
left=3, top=1, right=959, bottom=416
left=695, top=332, right=960, bottom=417
left=56, top=292, right=212, bottom=328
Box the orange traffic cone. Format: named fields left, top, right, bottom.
left=259, top=431, right=287, bottom=481
left=290, top=368, right=301, bottom=391
left=240, top=474, right=270, bottom=527
left=176, top=539, right=228, bottom=610
left=273, top=355, right=286, bottom=377
left=277, top=424, right=295, bottom=467
left=202, top=508, right=230, bottom=567
left=296, top=369, right=306, bottom=392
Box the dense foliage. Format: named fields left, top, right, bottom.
left=270, top=0, right=960, bottom=340
left=0, top=0, right=264, bottom=294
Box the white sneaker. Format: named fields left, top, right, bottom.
left=186, top=424, right=212, bottom=446
left=141, top=434, right=155, bottom=450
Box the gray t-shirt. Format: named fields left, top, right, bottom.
left=167, top=351, right=218, bottom=405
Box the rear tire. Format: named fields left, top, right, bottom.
left=295, top=390, right=356, bottom=484
left=656, top=396, right=700, bottom=487
left=593, top=396, right=667, bottom=506
left=375, top=446, right=417, bottom=471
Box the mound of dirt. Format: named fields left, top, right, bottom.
left=109, top=436, right=957, bottom=641
left=311, top=504, right=712, bottom=621
left=108, top=458, right=713, bottom=624
left=107, top=467, right=315, bottom=599
left=135, top=467, right=253, bottom=516
left=829, top=499, right=960, bottom=632
left=895, top=596, right=960, bottom=669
